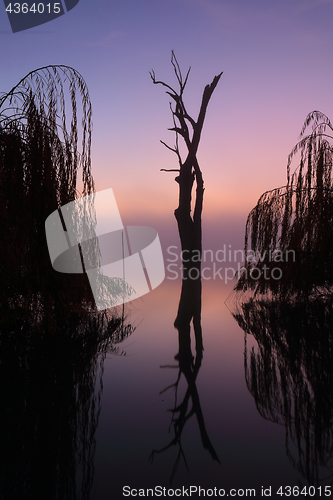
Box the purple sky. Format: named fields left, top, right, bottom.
left=1, top=0, right=333, bottom=249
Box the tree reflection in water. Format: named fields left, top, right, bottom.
left=0, top=312, right=133, bottom=499
left=229, top=294, right=333, bottom=486
left=150, top=276, right=220, bottom=483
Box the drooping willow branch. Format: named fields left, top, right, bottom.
left=236, top=110, right=333, bottom=297
left=0, top=65, right=96, bottom=318
left=0, top=65, right=93, bottom=200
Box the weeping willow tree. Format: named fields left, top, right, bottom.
left=236, top=111, right=333, bottom=297
left=228, top=111, right=333, bottom=489
left=0, top=65, right=99, bottom=326
left=0, top=67, right=135, bottom=499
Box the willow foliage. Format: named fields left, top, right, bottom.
left=237, top=111, right=333, bottom=297
left=0, top=66, right=97, bottom=325
left=0, top=65, right=93, bottom=197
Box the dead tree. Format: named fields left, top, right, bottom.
left=150, top=52, right=222, bottom=273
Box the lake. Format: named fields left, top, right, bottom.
left=2, top=217, right=333, bottom=500
left=92, top=271, right=329, bottom=499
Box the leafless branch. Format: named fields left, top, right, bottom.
left=149, top=69, right=177, bottom=96
left=171, top=50, right=191, bottom=96
left=160, top=140, right=178, bottom=154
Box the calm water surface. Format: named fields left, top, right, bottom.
left=92, top=278, right=313, bottom=499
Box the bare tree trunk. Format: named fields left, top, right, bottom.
left=174, top=156, right=203, bottom=354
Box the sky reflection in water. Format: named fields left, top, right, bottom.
left=93, top=279, right=306, bottom=498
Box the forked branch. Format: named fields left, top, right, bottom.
left=150, top=53, right=222, bottom=174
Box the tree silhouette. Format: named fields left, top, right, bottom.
left=236, top=111, right=333, bottom=298
left=150, top=52, right=222, bottom=283
left=0, top=65, right=126, bottom=328
left=0, top=65, right=135, bottom=498
left=150, top=52, right=221, bottom=351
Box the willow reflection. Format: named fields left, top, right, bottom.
left=230, top=295, right=333, bottom=486
left=0, top=314, right=133, bottom=500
